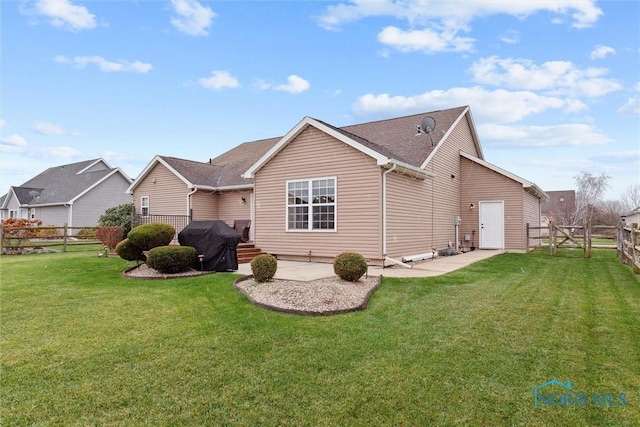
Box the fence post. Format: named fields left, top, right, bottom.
left=526, top=223, right=530, bottom=252
left=63, top=223, right=68, bottom=253
left=0, top=223, right=3, bottom=254
left=631, top=229, right=640, bottom=274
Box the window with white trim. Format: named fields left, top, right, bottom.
left=141, top=196, right=149, bottom=216
left=287, top=177, right=336, bottom=231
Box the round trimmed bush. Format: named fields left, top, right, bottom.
left=251, top=254, right=277, bottom=283
left=116, top=238, right=146, bottom=262
left=333, top=252, right=368, bottom=282
left=127, top=223, right=175, bottom=251
left=146, top=246, right=197, bottom=274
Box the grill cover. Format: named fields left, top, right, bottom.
left=178, top=220, right=241, bottom=271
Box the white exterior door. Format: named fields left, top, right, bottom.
left=479, top=201, right=504, bottom=249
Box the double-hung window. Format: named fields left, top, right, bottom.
left=287, top=177, right=336, bottom=231
left=141, top=196, right=149, bottom=217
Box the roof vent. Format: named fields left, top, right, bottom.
left=415, top=116, right=436, bottom=146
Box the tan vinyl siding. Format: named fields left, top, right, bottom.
left=460, top=156, right=525, bottom=249
left=191, top=190, right=218, bottom=220
left=385, top=172, right=433, bottom=258
left=524, top=190, right=541, bottom=244
left=216, top=189, right=252, bottom=227
left=254, top=126, right=382, bottom=261
left=425, top=115, right=480, bottom=250
left=132, top=163, right=189, bottom=216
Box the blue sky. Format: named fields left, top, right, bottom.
left=2, top=0, right=638, bottom=200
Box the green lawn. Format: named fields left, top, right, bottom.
left=1, top=250, right=638, bottom=426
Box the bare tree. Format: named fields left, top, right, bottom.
left=620, top=183, right=640, bottom=212
left=574, top=172, right=610, bottom=224
left=594, top=200, right=625, bottom=229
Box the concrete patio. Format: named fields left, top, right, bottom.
left=236, top=249, right=506, bottom=281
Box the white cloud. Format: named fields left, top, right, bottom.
left=0, top=134, right=28, bottom=151
left=171, top=0, right=216, bottom=36
left=353, top=86, right=583, bottom=122
left=274, top=75, right=310, bottom=94
left=500, top=29, right=520, bottom=45
left=470, top=56, right=621, bottom=97
left=377, top=26, right=475, bottom=53
left=32, top=121, right=79, bottom=136
left=55, top=55, right=153, bottom=73
left=34, top=0, right=96, bottom=31
left=317, top=1, right=601, bottom=54
left=317, top=0, right=602, bottom=30
left=198, top=70, right=240, bottom=89
left=478, top=123, right=611, bottom=147
left=35, top=146, right=82, bottom=158
left=617, top=97, right=640, bottom=115
left=590, top=44, right=616, bottom=60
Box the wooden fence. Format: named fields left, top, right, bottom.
left=526, top=222, right=617, bottom=257
left=0, top=224, right=100, bottom=254
left=618, top=223, right=640, bottom=274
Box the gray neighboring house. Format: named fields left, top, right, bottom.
left=623, top=206, right=640, bottom=228
left=0, top=159, right=132, bottom=229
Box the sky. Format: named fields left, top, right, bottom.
left=1, top=0, right=639, bottom=201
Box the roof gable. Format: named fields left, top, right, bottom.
left=5, top=158, right=132, bottom=206
left=241, top=108, right=473, bottom=180
left=461, top=151, right=547, bottom=200
left=128, top=138, right=282, bottom=193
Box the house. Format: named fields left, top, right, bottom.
left=623, top=206, right=640, bottom=228
left=129, top=106, right=546, bottom=265
left=0, top=159, right=132, bottom=229
left=541, top=190, right=577, bottom=228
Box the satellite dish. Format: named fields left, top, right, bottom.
left=28, top=190, right=40, bottom=199
left=420, top=116, right=436, bottom=133
left=415, top=116, right=437, bottom=145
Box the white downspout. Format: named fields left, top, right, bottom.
left=187, top=188, right=198, bottom=218
left=382, top=164, right=396, bottom=257
left=64, top=203, right=72, bottom=228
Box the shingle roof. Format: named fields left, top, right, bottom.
left=138, top=106, right=471, bottom=189
left=339, top=106, right=468, bottom=167
left=5, top=159, right=129, bottom=206
left=156, top=136, right=281, bottom=189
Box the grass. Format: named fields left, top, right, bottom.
left=1, top=249, right=638, bottom=426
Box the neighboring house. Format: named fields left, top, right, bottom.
left=541, top=190, right=577, bottom=228
left=0, top=159, right=132, bottom=229
left=623, top=206, right=640, bottom=228
left=130, top=106, right=546, bottom=265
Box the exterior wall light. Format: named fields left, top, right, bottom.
left=469, top=203, right=475, bottom=211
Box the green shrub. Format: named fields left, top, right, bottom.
left=333, top=252, right=368, bottom=282
left=146, top=246, right=197, bottom=274
left=127, top=223, right=175, bottom=251
left=115, top=238, right=146, bottom=262
left=251, top=254, right=277, bottom=283
left=99, top=203, right=134, bottom=235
